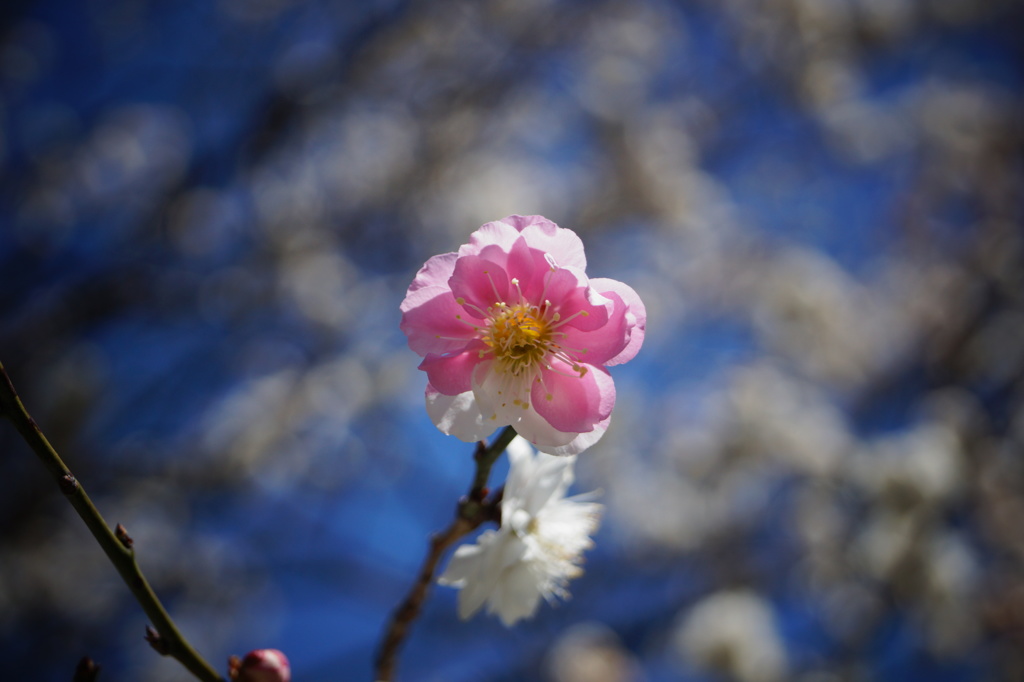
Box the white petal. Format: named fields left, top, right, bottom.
left=523, top=454, right=576, bottom=514
left=537, top=500, right=603, bottom=557
left=471, top=363, right=533, bottom=426
left=494, top=527, right=531, bottom=569
left=488, top=561, right=545, bottom=626
left=457, top=581, right=488, bottom=621
left=503, top=437, right=540, bottom=503
left=437, top=542, right=485, bottom=588
left=503, top=439, right=577, bottom=515
left=451, top=537, right=501, bottom=620
left=508, top=401, right=580, bottom=452
left=445, top=530, right=525, bottom=621
left=425, top=387, right=495, bottom=442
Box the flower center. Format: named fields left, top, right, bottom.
left=453, top=273, right=591, bottom=405
left=484, top=303, right=551, bottom=377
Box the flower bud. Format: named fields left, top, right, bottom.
left=230, top=649, right=291, bottom=682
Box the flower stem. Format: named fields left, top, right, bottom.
left=461, top=425, right=517, bottom=521
left=373, top=425, right=517, bottom=681
left=0, top=362, right=224, bottom=682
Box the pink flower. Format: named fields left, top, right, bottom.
left=230, top=649, right=290, bottom=682
left=400, top=215, right=645, bottom=455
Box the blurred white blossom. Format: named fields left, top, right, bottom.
left=674, top=590, right=788, bottom=682
left=545, top=622, right=641, bottom=682
left=438, top=437, right=602, bottom=626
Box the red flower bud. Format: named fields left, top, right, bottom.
left=230, top=649, right=290, bottom=682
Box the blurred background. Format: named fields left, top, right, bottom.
left=1, top=0, right=1023, bottom=680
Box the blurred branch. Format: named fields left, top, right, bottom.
left=0, top=362, right=224, bottom=682
left=373, top=425, right=516, bottom=682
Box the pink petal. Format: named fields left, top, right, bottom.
left=554, top=277, right=646, bottom=366
left=543, top=267, right=610, bottom=332
left=419, top=349, right=483, bottom=395
left=501, top=214, right=558, bottom=232
left=552, top=413, right=612, bottom=456
left=425, top=385, right=495, bottom=442
left=532, top=361, right=615, bottom=434
left=400, top=286, right=481, bottom=356
left=485, top=242, right=557, bottom=306
left=460, top=219, right=522, bottom=258
left=556, top=300, right=629, bottom=366
left=590, top=278, right=646, bottom=366
left=407, top=252, right=458, bottom=293
left=479, top=235, right=536, bottom=295
left=506, top=215, right=587, bottom=271
left=449, top=255, right=509, bottom=311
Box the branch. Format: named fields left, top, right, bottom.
left=0, top=362, right=224, bottom=682
left=373, top=425, right=517, bottom=682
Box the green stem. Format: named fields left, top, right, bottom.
left=0, top=362, right=224, bottom=682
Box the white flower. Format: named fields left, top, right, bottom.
left=438, top=436, right=602, bottom=626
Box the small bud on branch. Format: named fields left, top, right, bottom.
left=115, top=524, right=134, bottom=549
left=60, top=473, right=79, bottom=495
left=145, top=625, right=170, bottom=656
left=0, top=362, right=224, bottom=681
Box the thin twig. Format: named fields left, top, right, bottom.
left=0, top=362, right=224, bottom=682
left=373, top=425, right=517, bottom=681
left=372, top=515, right=472, bottom=682
left=459, top=425, right=518, bottom=522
